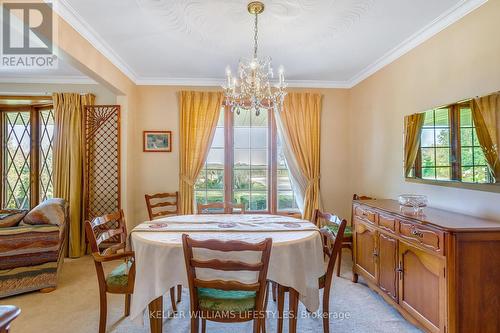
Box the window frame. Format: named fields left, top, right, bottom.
left=418, top=107, right=453, bottom=181
left=196, top=106, right=299, bottom=214
left=413, top=101, right=494, bottom=184
left=0, top=99, right=54, bottom=209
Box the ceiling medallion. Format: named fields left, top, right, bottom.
left=222, top=1, right=287, bottom=116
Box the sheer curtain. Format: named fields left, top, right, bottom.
left=274, top=92, right=322, bottom=220
left=53, top=93, right=95, bottom=258
left=178, top=91, right=224, bottom=214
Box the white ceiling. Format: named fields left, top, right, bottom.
left=1, top=0, right=487, bottom=87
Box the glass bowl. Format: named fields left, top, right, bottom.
left=398, top=194, right=427, bottom=215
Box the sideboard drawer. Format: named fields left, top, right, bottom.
left=378, top=214, right=397, bottom=234
left=398, top=220, right=444, bottom=255
left=354, top=205, right=377, bottom=224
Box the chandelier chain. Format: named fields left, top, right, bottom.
left=222, top=1, right=286, bottom=116
left=253, top=13, right=258, bottom=58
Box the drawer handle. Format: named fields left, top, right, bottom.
left=411, top=229, right=424, bottom=238
left=372, top=251, right=378, bottom=257
left=395, top=268, right=403, bottom=273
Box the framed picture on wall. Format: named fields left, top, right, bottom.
left=143, top=131, right=172, bottom=152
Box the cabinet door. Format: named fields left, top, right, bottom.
left=378, top=233, right=398, bottom=301
left=354, top=218, right=377, bottom=284
left=398, top=242, right=445, bottom=333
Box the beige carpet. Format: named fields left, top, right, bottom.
left=3, top=250, right=421, bottom=333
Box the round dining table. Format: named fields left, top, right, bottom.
left=129, top=214, right=325, bottom=333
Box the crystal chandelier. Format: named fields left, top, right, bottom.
left=222, top=1, right=287, bottom=116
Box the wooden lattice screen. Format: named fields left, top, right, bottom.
left=84, top=105, right=121, bottom=225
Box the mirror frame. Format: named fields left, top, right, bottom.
left=404, top=91, right=500, bottom=193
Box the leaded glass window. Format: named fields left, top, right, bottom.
left=1, top=104, right=55, bottom=209
left=3, top=112, right=31, bottom=209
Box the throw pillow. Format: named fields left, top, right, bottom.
left=22, top=198, right=67, bottom=226
left=0, top=210, right=28, bottom=228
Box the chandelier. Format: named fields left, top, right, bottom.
left=222, top=1, right=287, bottom=116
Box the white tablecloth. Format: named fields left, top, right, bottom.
left=129, top=214, right=325, bottom=325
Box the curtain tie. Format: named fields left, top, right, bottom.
left=307, top=175, right=321, bottom=190
left=181, top=174, right=195, bottom=186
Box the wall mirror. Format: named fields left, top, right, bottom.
left=404, top=92, right=500, bottom=190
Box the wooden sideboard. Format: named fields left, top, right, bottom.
left=351, top=199, right=500, bottom=333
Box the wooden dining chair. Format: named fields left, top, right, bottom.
left=182, top=234, right=272, bottom=333
left=145, top=192, right=179, bottom=220
left=312, top=209, right=353, bottom=278
left=197, top=202, right=246, bottom=215
left=85, top=210, right=135, bottom=333
left=0, top=305, right=20, bottom=333
left=275, top=216, right=347, bottom=333
left=145, top=191, right=183, bottom=306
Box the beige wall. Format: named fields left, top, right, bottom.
left=348, top=0, right=500, bottom=219
left=131, top=86, right=350, bottom=224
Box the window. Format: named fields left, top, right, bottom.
left=1, top=101, right=54, bottom=209
left=277, top=136, right=298, bottom=211
left=195, top=107, right=298, bottom=213
left=459, top=106, right=492, bottom=183
left=420, top=108, right=452, bottom=180
left=413, top=102, right=492, bottom=184
left=233, top=109, right=268, bottom=211
left=195, top=109, right=225, bottom=205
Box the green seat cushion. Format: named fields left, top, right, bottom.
left=197, top=288, right=256, bottom=312
left=318, top=274, right=326, bottom=286
left=106, top=260, right=132, bottom=288
left=325, top=224, right=352, bottom=238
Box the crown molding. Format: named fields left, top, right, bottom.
left=286, top=80, right=351, bottom=89
left=52, top=0, right=139, bottom=82
left=0, top=75, right=96, bottom=84
left=135, top=77, right=351, bottom=88
left=348, top=0, right=488, bottom=87
left=135, top=77, right=221, bottom=87
left=45, top=0, right=487, bottom=89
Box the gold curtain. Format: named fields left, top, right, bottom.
left=53, top=93, right=95, bottom=258
left=404, top=113, right=425, bottom=177
left=472, top=93, right=500, bottom=182
left=179, top=91, right=224, bottom=214
left=281, top=92, right=322, bottom=221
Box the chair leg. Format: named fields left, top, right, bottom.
left=289, top=289, right=299, bottom=333
left=190, top=316, right=199, bottom=333
left=177, top=284, right=182, bottom=303
left=323, top=287, right=331, bottom=333
left=148, top=296, right=163, bottom=333
left=125, top=294, right=131, bottom=316
left=170, top=287, right=177, bottom=312
left=98, top=291, right=107, bottom=333
left=201, top=318, right=206, bottom=333
left=350, top=243, right=358, bottom=283
left=262, top=283, right=269, bottom=333
left=277, top=285, right=285, bottom=333
left=336, top=249, right=342, bottom=277
left=271, top=282, right=277, bottom=302
left=253, top=318, right=260, bottom=333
